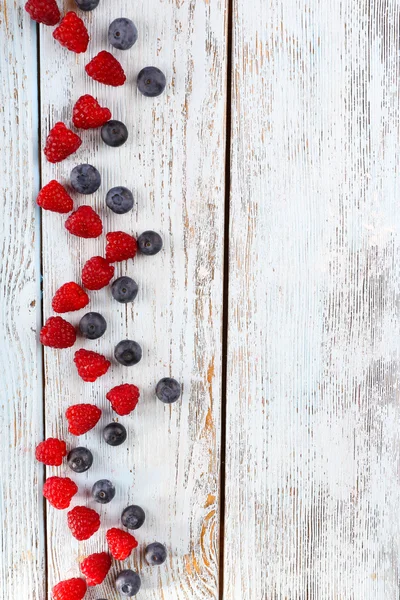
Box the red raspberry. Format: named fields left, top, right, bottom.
left=80, top=552, right=111, bottom=586
left=43, top=476, right=78, bottom=510
left=37, top=180, right=73, bottom=214
left=44, top=122, right=82, bottom=164
left=40, top=316, right=76, bottom=349
left=35, top=438, right=67, bottom=466
left=106, top=528, right=138, bottom=560
left=65, top=404, right=102, bottom=436
left=73, top=95, right=112, bottom=130
left=85, top=51, right=126, bottom=87
left=106, top=384, right=140, bottom=416
left=52, top=282, right=89, bottom=313
left=81, top=256, right=114, bottom=290
left=74, top=349, right=110, bottom=382
left=53, top=12, right=89, bottom=54
left=65, top=206, right=103, bottom=239
left=25, top=0, right=60, bottom=26
left=52, top=578, right=86, bottom=600
left=68, top=506, right=100, bottom=541
left=106, top=232, right=137, bottom=263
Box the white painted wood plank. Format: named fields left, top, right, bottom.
left=0, top=4, right=45, bottom=600
left=225, top=1, right=400, bottom=598
left=40, top=1, right=227, bottom=598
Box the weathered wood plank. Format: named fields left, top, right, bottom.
left=225, top=0, right=400, bottom=598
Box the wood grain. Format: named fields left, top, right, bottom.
left=40, top=1, right=227, bottom=598
left=225, top=0, right=400, bottom=598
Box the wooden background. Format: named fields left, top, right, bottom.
left=1, top=0, right=400, bottom=598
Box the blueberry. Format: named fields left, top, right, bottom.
left=156, top=378, right=181, bottom=404
left=137, top=67, right=166, bottom=97
left=115, top=570, right=141, bottom=597
left=79, top=312, right=107, bottom=340
left=92, top=479, right=116, bottom=504
left=106, top=186, right=134, bottom=214
left=70, top=164, right=101, bottom=195
left=67, top=447, right=93, bottom=473
left=101, top=120, right=128, bottom=148
left=138, top=231, right=163, bottom=256
left=74, top=0, right=99, bottom=10
left=145, top=542, right=167, bottom=566
left=114, top=340, right=142, bottom=366
left=103, top=422, right=127, bottom=446
left=108, top=18, right=138, bottom=50
left=121, top=505, right=145, bottom=530
left=111, top=277, right=138, bottom=304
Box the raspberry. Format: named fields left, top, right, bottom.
left=53, top=12, right=89, bottom=53
left=80, top=552, right=111, bottom=586
left=73, top=95, right=112, bottom=130
left=43, top=476, right=78, bottom=510
left=35, top=438, right=67, bottom=466
left=106, top=384, right=139, bottom=416
left=44, top=122, right=82, bottom=164
left=36, top=180, right=73, bottom=214
left=25, top=0, right=60, bottom=26
left=106, top=528, right=138, bottom=560
left=81, top=256, right=114, bottom=290
left=65, top=206, right=103, bottom=239
left=106, top=232, right=137, bottom=263
left=40, top=316, right=76, bottom=349
left=74, top=349, right=110, bottom=382
left=68, top=506, right=100, bottom=541
left=52, top=282, right=89, bottom=313
left=52, top=578, right=87, bottom=600
left=65, top=404, right=102, bottom=435
left=85, top=51, right=126, bottom=87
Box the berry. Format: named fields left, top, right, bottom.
left=111, top=277, right=138, bottom=304
left=106, top=232, right=137, bottom=262
left=36, top=180, right=74, bottom=214
left=65, top=206, right=103, bottom=238
left=121, top=505, right=145, bottom=530
left=103, top=422, right=127, bottom=446
left=86, top=51, right=126, bottom=87
left=106, top=186, right=134, bottom=214
left=25, top=0, right=60, bottom=25
left=106, top=384, right=139, bottom=416
left=137, top=67, right=166, bottom=97
left=66, top=404, right=102, bottom=436
left=35, top=438, right=67, bottom=466
left=52, top=578, right=87, bottom=600
left=114, top=340, right=142, bottom=367
left=106, top=528, right=138, bottom=560
left=101, top=120, right=128, bottom=147
left=108, top=18, right=138, bottom=50
left=74, top=0, right=99, bottom=10
left=115, top=570, right=141, bottom=597
left=74, top=349, right=111, bottom=382
left=52, top=282, right=89, bottom=313
left=43, top=476, right=78, bottom=510
left=73, top=95, right=111, bottom=130
left=70, top=164, right=101, bottom=194
left=82, top=257, right=114, bottom=290
left=67, top=447, right=93, bottom=473
left=80, top=552, right=111, bottom=586
left=79, top=312, right=107, bottom=340
left=145, top=542, right=167, bottom=566
left=53, top=12, right=89, bottom=54
left=44, top=122, right=82, bottom=164
left=156, top=378, right=181, bottom=404
left=68, top=505, right=100, bottom=541
left=92, top=479, right=115, bottom=504
left=40, top=316, right=76, bottom=349
left=138, top=231, right=163, bottom=256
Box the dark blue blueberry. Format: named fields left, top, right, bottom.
left=103, top=422, right=127, bottom=446
left=92, top=479, right=116, bottom=504
left=121, top=505, right=145, bottom=530
left=79, top=312, right=107, bottom=340
left=137, top=67, right=166, bottom=97
left=101, top=120, right=128, bottom=148
left=70, top=164, right=101, bottom=194
left=145, top=542, right=167, bottom=566
left=111, top=277, right=138, bottom=304
left=108, top=18, right=138, bottom=50
left=156, top=378, right=181, bottom=404
left=138, top=231, right=163, bottom=256
left=115, top=570, right=141, bottom=597
left=106, top=186, right=134, bottom=214
left=67, top=447, right=93, bottom=473
left=115, top=340, right=142, bottom=366
left=74, top=0, right=99, bottom=10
